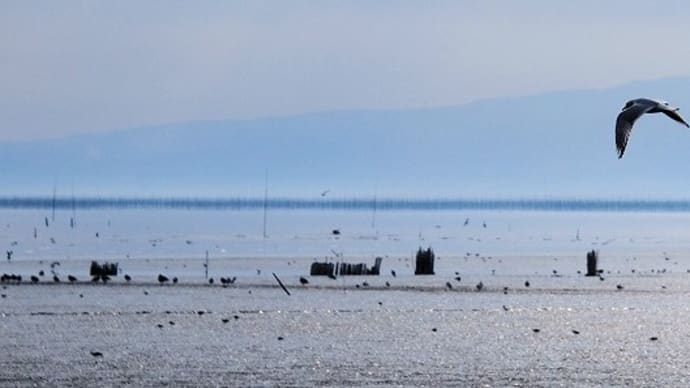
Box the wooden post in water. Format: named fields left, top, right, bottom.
left=415, top=247, right=435, bottom=275
left=586, top=250, right=598, bottom=276
left=272, top=273, right=291, bottom=296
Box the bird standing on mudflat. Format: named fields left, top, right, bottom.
left=616, top=98, right=689, bottom=158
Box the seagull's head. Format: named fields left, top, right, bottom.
left=623, top=100, right=634, bottom=110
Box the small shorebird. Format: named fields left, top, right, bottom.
left=616, top=98, right=689, bottom=158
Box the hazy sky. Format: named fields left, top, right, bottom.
left=3, top=0, right=690, bottom=141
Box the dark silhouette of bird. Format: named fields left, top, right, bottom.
left=476, top=281, right=484, bottom=291
left=524, top=281, right=530, bottom=288
left=90, top=351, right=103, bottom=357
left=616, top=284, right=623, bottom=290
left=209, top=277, right=214, bottom=284
left=650, top=336, right=659, bottom=341
left=332, top=229, right=340, bottom=236
left=124, top=274, right=131, bottom=282
left=30, top=275, right=39, bottom=284
left=222, top=318, right=230, bottom=323
left=391, top=270, right=397, bottom=277
left=172, top=277, right=178, bottom=284
left=38, top=270, right=44, bottom=277
left=362, top=281, right=369, bottom=287
left=463, top=218, right=469, bottom=226
left=299, top=276, right=309, bottom=285
left=454, top=276, right=461, bottom=282
left=532, top=328, right=540, bottom=333
left=572, top=330, right=580, bottom=335
left=158, top=274, right=169, bottom=284
left=616, top=98, right=690, bottom=158
left=53, top=275, right=60, bottom=283
left=68, top=275, right=77, bottom=283
left=385, top=281, right=390, bottom=287
left=446, top=281, right=453, bottom=290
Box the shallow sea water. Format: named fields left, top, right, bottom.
left=3, top=209, right=690, bottom=386
left=3, top=279, right=690, bottom=387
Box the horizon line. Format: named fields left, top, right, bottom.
left=2, top=195, right=690, bottom=212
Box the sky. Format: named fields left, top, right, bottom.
left=3, top=0, right=690, bottom=142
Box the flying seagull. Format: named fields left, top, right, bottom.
left=616, top=98, right=689, bottom=158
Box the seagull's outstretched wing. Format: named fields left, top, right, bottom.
left=616, top=103, right=653, bottom=159
left=661, top=109, right=690, bottom=128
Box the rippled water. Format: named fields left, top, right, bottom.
left=2, top=209, right=690, bottom=386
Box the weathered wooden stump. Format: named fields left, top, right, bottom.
left=310, top=262, right=335, bottom=277
left=415, top=247, right=435, bottom=275
left=89, top=261, right=118, bottom=282
left=586, top=250, right=598, bottom=277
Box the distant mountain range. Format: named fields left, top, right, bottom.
left=4, top=77, right=690, bottom=198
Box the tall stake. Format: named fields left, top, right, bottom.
left=262, top=170, right=268, bottom=239
left=51, top=183, right=57, bottom=222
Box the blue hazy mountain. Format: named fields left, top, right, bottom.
left=3, top=77, right=690, bottom=198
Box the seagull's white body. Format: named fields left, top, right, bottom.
left=616, top=98, right=689, bottom=158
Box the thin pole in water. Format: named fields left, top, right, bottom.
left=272, top=272, right=291, bottom=296
left=372, top=190, right=377, bottom=229
left=51, top=183, right=57, bottom=222
left=263, top=170, right=268, bottom=239
left=70, top=185, right=76, bottom=228
left=204, top=250, right=209, bottom=279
